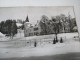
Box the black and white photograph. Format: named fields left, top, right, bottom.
left=0, top=6, right=80, bottom=60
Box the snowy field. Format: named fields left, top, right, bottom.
left=0, top=32, right=80, bottom=58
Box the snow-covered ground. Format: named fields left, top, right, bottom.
left=0, top=32, right=10, bottom=41
left=0, top=32, right=80, bottom=58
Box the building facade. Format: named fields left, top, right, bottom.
left=24, top=16, right=41, bottom=37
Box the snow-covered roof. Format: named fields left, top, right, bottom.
left=25, top=22, right=31, bottom=24
left=16, top=23, right=23, bottom=27
left=0, top=32, right=5, bottom=37
left=73, top=26, right=77, bottom=30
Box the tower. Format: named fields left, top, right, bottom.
left=24, top=15, right=31, bottom=37
left=25, top=15, right=29, bottom=22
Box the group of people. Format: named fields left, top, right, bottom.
left=53, top=37, right=63, bottom=44
left=34, top=37, right=63, bottom=47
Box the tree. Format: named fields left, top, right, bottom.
left=0, top=20, right=17, bottom=38
left=11, top=20, right=17, bottom=39
left=71, top=18, right=78, bottom=32
left=39, top=14, right=75, bottom=37
left=68, top=14, right=73, bottom=32
left=5, top=19, right=13, bottom=36
left=39, top=15, right=49, bottom=35
left=0, top=21, right=5, bottom=33
left=51, top=17, right=59, bottom=42
left=51, top=16, right=56, bottom=22
left=72, top=18, right=77, bottom=26
left=59, top=14, right=66, bottom=33
left=54, top=23, right=59, bottom=42
left=56, top=16, right=62, bottom=33
left=51, top=16, right=60, bottom=33
left=0, top=23, right=1, bottom=32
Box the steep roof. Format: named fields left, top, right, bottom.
left=25, top=16, right=29, bottom=22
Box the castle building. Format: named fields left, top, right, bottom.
left=24, top=16, right=41, bottom=37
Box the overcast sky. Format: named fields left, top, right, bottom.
left=0, top=6, right=75, bottom=25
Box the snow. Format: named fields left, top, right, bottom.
left=15, top=29, right=24, bottom=38
left=16, top=23, right=22, bottom=27
left=0, top=32, right=5, bottom=37
left=0, top=32, right=80, bottom=58
left=73, top=26, right=77, bottom=30
left=0, top=40, right=80, bottom=58
left=58, top=33, right=79, bottom=39
left=0, top=32, right=10, bottom=41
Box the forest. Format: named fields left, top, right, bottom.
left=39, top=14, right=77, bottom=35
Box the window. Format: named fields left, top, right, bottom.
left=29, top=33, right=33, bottom=36
left=34, top=32, right=39, bottom=35
left=34, top=27, right=38, bottom=31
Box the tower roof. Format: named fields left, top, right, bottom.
left=25, top=15, right=29, bottom=22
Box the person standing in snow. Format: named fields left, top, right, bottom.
left=53, top=38, right=56, bottom=44
left=34, top=41, right=37, bottom=47
left=60, top=37, right=63, bottom=43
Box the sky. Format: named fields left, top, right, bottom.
left=0, top=6, right=75, bottom=25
